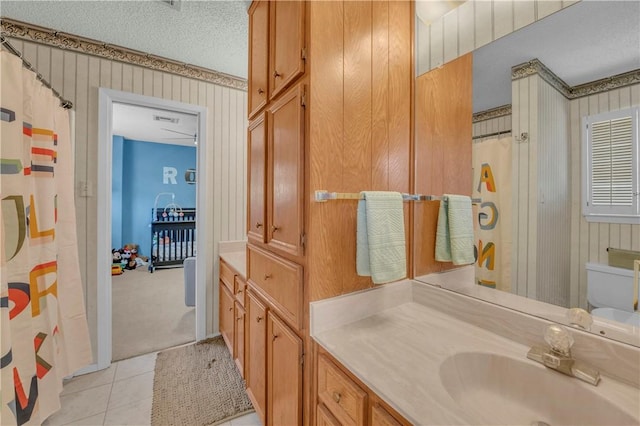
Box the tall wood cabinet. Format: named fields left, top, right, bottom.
left=243, top=1, right=413, bottom=425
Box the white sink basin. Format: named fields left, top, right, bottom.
left=439, top=352, right=639, bottom=425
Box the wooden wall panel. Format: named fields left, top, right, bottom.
left=8, top=37, right=248, bottom=358
left=414, top=54, right=473, bottom=276
left=308, top=1, right=413, bottom=302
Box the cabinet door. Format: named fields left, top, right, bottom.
left=246, top=289, right=267, bottom=425
left=248, top=0, right=269, bottom=119
left=219, top=282, right=235, bottom=354
left=248, top=113, right=267, bottom=244
left=234, top=301, right=245, bottom=378
left=267, top=83, right=305, bottom=257
left=370, top=402, right=402, bottom=426
left=317, top=404, right=342, bottom=426
left=269, top=0, right=305, bottom=99
left=267, top=312, right=303, bottom=426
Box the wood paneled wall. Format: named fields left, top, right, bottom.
left=7, top=37, right=248, bottom=357
left=416, top=0, right=579, bottom=76
left=569, top=83, right=640, bottom=309
left=307, top=1, right=413, bottom=302
left=414, top=54, right=473, bottom=276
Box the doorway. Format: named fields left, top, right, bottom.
left=98, top=89, right=207, bottom=369
left=110, top=103, right=198, bottom=360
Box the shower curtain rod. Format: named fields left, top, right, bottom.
left=1, top=35, right=73, bottom=109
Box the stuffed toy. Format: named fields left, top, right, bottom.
left=125, top=257, right=137, bottom=270
left=112, top=249, right=123, bottom=264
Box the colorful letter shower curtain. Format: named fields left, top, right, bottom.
left=472, top=136, right=513, bottom=291
left=1, top=50, right=92, bottom=425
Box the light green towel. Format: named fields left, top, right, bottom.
left=435, top=194, right=475, bottom=265
left=356, top=191, right=407, bottom=284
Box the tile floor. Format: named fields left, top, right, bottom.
left=42, top=351, right=261, bottom=426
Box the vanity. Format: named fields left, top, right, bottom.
left=310, top=279, right=640, bottom=425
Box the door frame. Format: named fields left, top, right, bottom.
left=97, top=88, right=207, bottom=369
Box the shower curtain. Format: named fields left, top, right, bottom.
left=1, top=50, right=92, bottom=425
left=472, top=136, right=512, bottom=291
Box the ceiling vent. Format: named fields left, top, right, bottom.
left=160, top=0, right=181, bottom=12
left=153, top=115, right=180, bottom=124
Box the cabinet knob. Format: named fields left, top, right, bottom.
left=257, top=88, right=265, bottom=94
left=228, top=307, right=233, bottom=311
left=264, top=273, right=272, bottom=280
left=332, top=392, right=341, bottom=403
left=256, top=222, right=263, bottom=228
left=272, top=334, right=279, bottom=342
left=256, top=316, right=263, bottom=322
left=273, top=70, right=281, bottom=78
left=271, top=225, right=280, bottom=232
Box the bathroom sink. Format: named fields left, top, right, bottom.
left=439, top=352, right=638, bottom=425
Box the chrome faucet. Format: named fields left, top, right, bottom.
left=527, top=324, right=601, bottom=386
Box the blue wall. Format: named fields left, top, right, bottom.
left=112, top=135, right=124, bottom=250
left=112, top=138, right=196, bottom=257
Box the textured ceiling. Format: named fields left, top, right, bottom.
left=1, top=0, right=249, bottom=79
left=472, top=1, right=640, bottom=113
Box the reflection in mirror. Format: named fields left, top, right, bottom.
left=414, top=1, right=640, bottom=345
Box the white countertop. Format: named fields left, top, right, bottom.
left=310, top=280, right=640, bottom=425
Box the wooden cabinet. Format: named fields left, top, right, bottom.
left=245, top=289, right=268, bottom=424
left=317, top=354, right=367, bottom=426
left=248, top=244, right=303, bottom=331
left=269, top=0, right=305, bottom=99
left=316, top=350, right=410, bottom=426
left=248, top=113, right=267, bottom=244
left=268, top=311, right=303, bottom=426
left=234, top=301, right=245, bottom=377
left=248, top=0, right=269, bottom=119
left=370, top=399, right=402, bottom=426
left=317, top=404, right=342, bottom=426
left=218, top=259, right=247, bottom=378
left=219, top=282, right=235, bottom=353
left=267, top=82, right=305, bottom=258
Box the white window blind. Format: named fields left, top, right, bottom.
left=583, top=107, right=639, bottom=223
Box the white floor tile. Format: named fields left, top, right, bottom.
left=230, top=412, right=261, bottom=426
left=43, top=383, right=111, bottom=425
left=62, top=366, right=116, bottom=396
left=114, top=352, right=157, bottom=382
left=63, top=411, right=106, bottom=426
left=108, top=371, right=154, bottom=410
left=103, top=396, right=152, bottom=426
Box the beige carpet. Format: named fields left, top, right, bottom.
left=151, top=337, right=254, bottom=426
left=112, top=267, right=195, bottom=361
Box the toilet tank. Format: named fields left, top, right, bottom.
left=586, top=262, right=636, bottom=312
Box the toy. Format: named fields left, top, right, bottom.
left=111, top=264, right=123, bottom=275
left=112, top=249, right=123, bottom=264
left=125, top=257, right=137, bottom=270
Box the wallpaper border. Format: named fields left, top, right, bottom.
left=1, top=18, right=248, bottom=91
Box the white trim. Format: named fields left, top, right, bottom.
left=97, top=88, right=208, bottom=370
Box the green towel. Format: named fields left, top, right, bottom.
left=356, top=191, right=407, bottom=284
left=435, top=194, right=475, bottom=265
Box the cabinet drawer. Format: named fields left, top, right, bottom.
left=248, top=244, right=303, bottom=331
left=234, top=275, right=246, bottom=306
left=317, top=354, right=367, bottom=426
left=220, top=260, right=235, bottom=292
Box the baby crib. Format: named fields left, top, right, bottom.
left=149, top=206, right=196, bottom=272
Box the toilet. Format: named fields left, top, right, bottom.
left=586, top=262, right=640, bottom=327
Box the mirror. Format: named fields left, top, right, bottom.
left=413, top=1, right=640, bottom=346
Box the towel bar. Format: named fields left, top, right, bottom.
left=314, top=190, right=481, bottom=204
